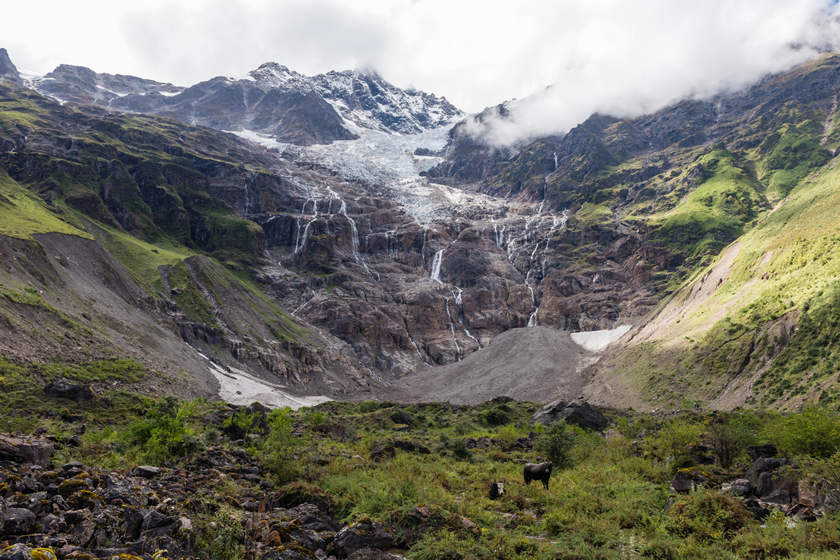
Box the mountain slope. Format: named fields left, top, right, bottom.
left=585, top=154, right=840, bottom=411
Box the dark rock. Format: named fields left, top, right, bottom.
left=746, top=457, right=790, bottom=488
left=671, top=467, right=708, bottom=493
left=369, top=443, right=396, bottom=462
left=746, top=444, right=779, bottom=461
left=62, top=461, right=84, bottom=471
left=0, top=434, right=54, bottom=465
left=728, top=478, right=753, bottom=497
left=333, top=519, right=395, bottom=557
left=272, top=482, right=336, bottom=515
left=744, top=498, right=770, bottom=521
left=758, top=473, right=799, bottom=505
left=531, top=400, right=609, bottom=431
left=788, top=503, right=820, bottom=522
left=390, top=440, right=430, bottom=454
left=285, top=503, right=340, bottom=532
left=390, top=410, right=414, bottom=425
left=43, top=378, right=94, bottom=402
left=4, top=507, right=36, bottom=534
left=123, top=508, right=144, bottom=540
left=132, top=465, right=161, bottom=478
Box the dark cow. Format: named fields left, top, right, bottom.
left=523, top=462, right=553, bottom=489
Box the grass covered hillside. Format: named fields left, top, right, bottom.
left=591, top=153, right=840, bottom=411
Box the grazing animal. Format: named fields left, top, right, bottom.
left=523, top=462, right=553, bottom=490
left=489, top=481, right=505, bottom=499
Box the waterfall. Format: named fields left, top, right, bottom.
left=452, top=287, right=481, bottom=348
left=541, top=209, right=568, bottom=277
left=430, top=249, right=444, bottom=284
left=420, top=227, right=428, bottom=268
left=405, top=323, right=429, bottom=365
left=444, top=297, right=462, bottom=361
left=553, top=151, right=558, bottom=170
left=243, top=180, right=252, bottom=215
left=528, top=307, right=539, bottom=327
left=326, top=186, right=376, bottom=278
left=294, top=198, right=319, bottom=255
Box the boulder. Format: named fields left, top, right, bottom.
left=671, top=467, right=708, bottom=493
left=132, top=465, right=161, bottom=478
left=728, top=478, right=754, bottom=497
left=333, top=519, right=395, bottom=557
left=531, top=400, right=608, bottom=431
left=746, top=444, right=778, bottom=461
left=4, top=507, right=36, bottom=534
left=758, top=473, right=799, bottom=505
left=0, top=434, right=54, bottom=465
left=43, top=379, right=94, bottom=402
left=745, top=457, right=789, bottom=485
left=489, top=481, right=505, bottom=500
left=390, top=440, right=430, bottom=454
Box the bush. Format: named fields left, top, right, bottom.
left=665, top=490, right=751, bottom=543
left=766, top=405, right=840, bottom=458
left=651, top=419, right=704, bottom=465
left=534, top=421, right=575, bottom=468
left=261, top=407, right=300, bottom=483
left=305, top=410, right=329, bottom=430
left=221, top=408, right=258, bottom=440
left=482, top=406, right=511, bottom=426
left=707, top=412, right=761, bottom=468
left=127, top=397, right=200, bottom=463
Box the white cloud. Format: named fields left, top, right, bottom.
left=2, top=0, right=839, bottom=145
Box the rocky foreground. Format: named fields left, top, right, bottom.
left=0, top=434, right=406, bottom=560
left=2, top=399, right=840, bottom=560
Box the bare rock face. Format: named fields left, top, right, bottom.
left=0, top=435, right=53, bottom=465
left=0, top=48, right=21, bottom=86
left=531, top=400, right=609, bottom=431
left=43, top=379, right=94, bottom=402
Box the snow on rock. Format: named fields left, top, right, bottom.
left=294, top=124, right=506, bottom=224
left=193, top=347, right=330, bottom=409
left=570, top=325, right=632, bottom=353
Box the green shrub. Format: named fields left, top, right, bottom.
left=482, top=406, right=511, bottom=426
left=450, top=439, right=472, bottom=461
left=707, top=412, right=761, bottom=468
left=305, top=410, right=329, bottom=429
left=651, top=419, right=704, bottom=466
left=766, top=405, right=840, bottom=458
left=665, top=490, right=751, bottom=543
left=261, top=407, right=300, bottom=483
left=195, top=506, right=244, bottom=560
left=222, top=408, right=257, bottom=439
left=534, top=421, right=575, bottom=469
left=127, top=397, right=200, bottom=463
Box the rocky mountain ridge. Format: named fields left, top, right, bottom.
left=28, top=60, right=461, bottom=146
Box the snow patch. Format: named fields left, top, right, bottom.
left=227, top=129, right=291, bottom=153
left=193, top=347, right=330, bottom=409
left=570, top=325, right=632, bottom=353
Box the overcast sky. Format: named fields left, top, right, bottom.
left=3, top=0, right=840, bottom=144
